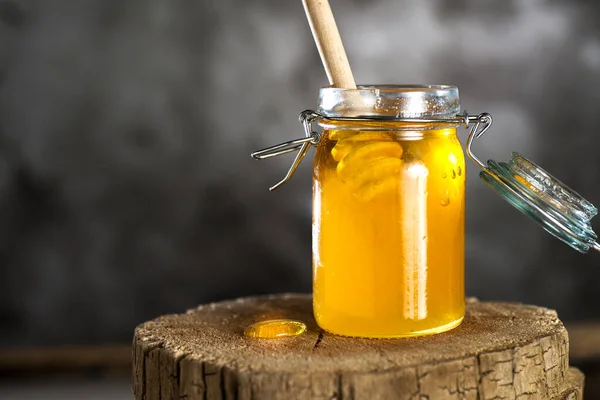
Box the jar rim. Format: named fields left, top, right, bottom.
left=320, top=84, right=458, bottom=92
left=318, top=84, right=460, bottom=119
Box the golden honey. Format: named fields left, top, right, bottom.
left=244, top=319, right=307, bottom=339
left=312, top=122, right=466, bottom=338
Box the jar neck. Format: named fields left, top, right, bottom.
left=317, top=119, right=461, bottom=132
left=320, top=126, right=458, bottom=141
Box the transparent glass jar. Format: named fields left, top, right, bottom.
left=252, top=84, right=600, bottom=339
left=312, top=85, right=465, bottom=337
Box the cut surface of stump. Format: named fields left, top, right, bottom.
left=133, top=294, right=583, bottom=400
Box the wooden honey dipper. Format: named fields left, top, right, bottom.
left=302, top=0, right=357, bottom=89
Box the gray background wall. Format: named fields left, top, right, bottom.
left=0, top=0, right=599, bottom=347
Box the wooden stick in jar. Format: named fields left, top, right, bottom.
left=302, top=0, right=357, bottom=89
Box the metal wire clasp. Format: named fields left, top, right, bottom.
left=251, top=110, right=321, bottom=191
left=461, top=111, right=493, bottom=169
left=251, top=110, right=492, bottom=191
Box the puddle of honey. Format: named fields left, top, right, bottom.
left=244, top=319, right=307, bottom=339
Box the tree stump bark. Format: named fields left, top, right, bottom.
left=133, top=294, right=584, bottom=400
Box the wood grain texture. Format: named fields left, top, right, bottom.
left=133, top=294, right=584, bottom=399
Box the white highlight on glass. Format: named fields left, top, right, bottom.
left=448, top=153, right=457, bottom=165
left=402, top=161, right=429, bottom=320
left=312, top=182, right=322, bottom=269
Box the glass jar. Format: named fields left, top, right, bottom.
left=252, top=83, right=600, bottom=339
left=312, top=85, right=465, bottom=338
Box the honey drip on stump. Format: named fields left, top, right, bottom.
left=244, top=319, right=307, bottom=338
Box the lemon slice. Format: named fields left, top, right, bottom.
left=331, top=139, right=356, bottom=162
left=342, top=157, right=404, bottom=202
left=337, top=142, right=403, bottom=182
left=347, top=157, right=403, bottom=189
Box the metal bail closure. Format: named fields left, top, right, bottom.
left=251, top=110, right=321, bottom=191
left=251, top=109, right=600, bottom=253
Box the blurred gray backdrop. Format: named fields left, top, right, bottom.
left=0, top=0, right=599, bottom=347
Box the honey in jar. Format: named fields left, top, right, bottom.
left=312, top=85, right=465, bottom=338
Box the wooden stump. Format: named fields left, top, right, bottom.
left=133, top=294, right=584, bottom=400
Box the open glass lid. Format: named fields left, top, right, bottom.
left=479, top=152, right=599, bottom=253
left=464, top=114, right=600, bottom=254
